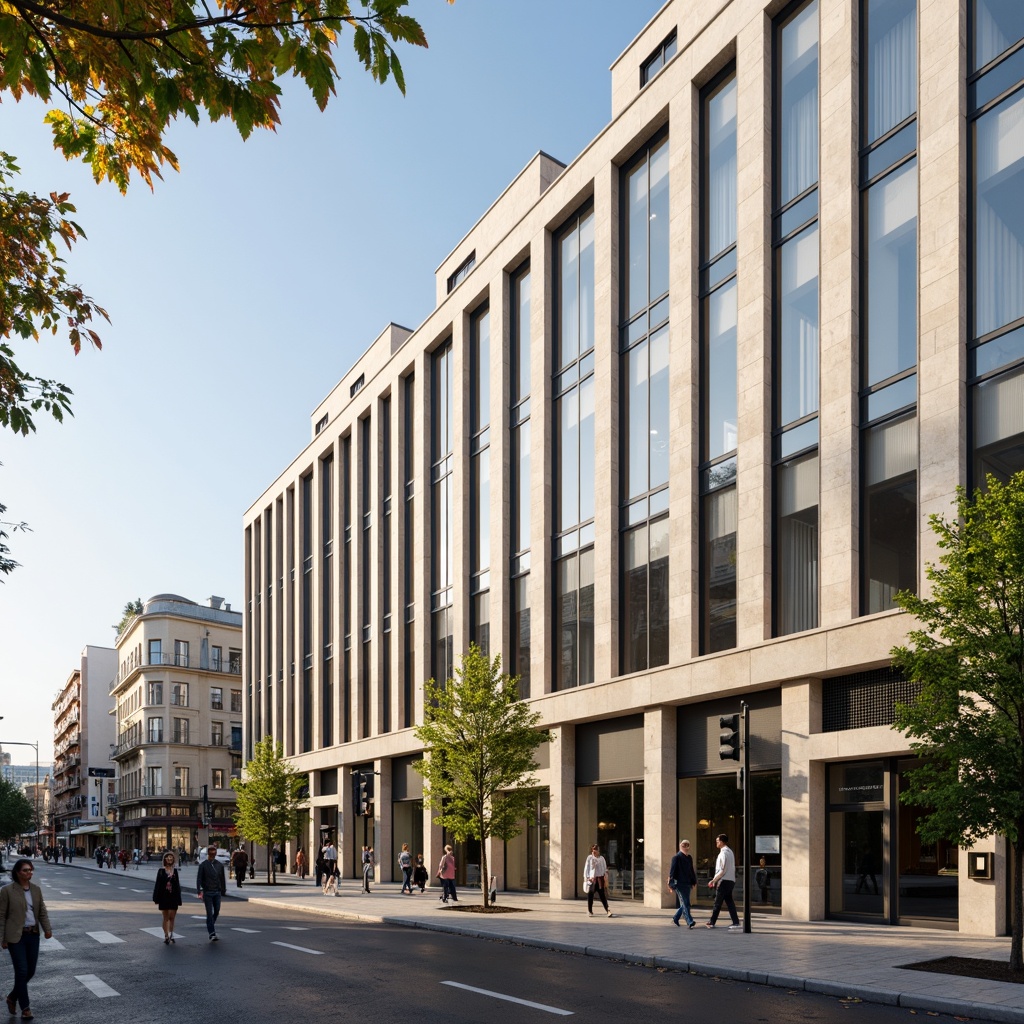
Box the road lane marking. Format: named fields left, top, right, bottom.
left=441, top=982, right=573, bottom=1016
left=281, top=926, right=308, bottom=931
left=271, top=941, right=324, bottom=955
left=141, top=927, right=179, bottom=940
left=42, top=938, right=64, bottom=950
left=232, top=928, right=261, bottom=933
left=75, top=975, right=120, bottom=998
left=130, top=889, right=147, bottom=893
left=97, top=882, right=110, bottom=886
left=87, top=932, right=125, bottom=944
left=60, top=891, right=73, bottom=895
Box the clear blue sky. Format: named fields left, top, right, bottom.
left=0, top=1, right=666, bottom=761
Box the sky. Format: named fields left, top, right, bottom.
left=0, top=0, right=666, bottom=763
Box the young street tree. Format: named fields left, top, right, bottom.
left=0, top=776, right=34, bottom=841
left=414, top=644, right=549, bottom=908
left=231, top=737, right=305, bottom=884
left=891, top=472, right=1024, bottom=973
left=0, top=0, right=448, bottom=437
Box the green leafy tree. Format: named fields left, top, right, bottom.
left=231, top=737, right=304, bottom=884
left=891, top=471, right=1024, bottom=972
left=414, top=644, right=549, bottom=908
left=0, top=0, right=449, bottom=435
left=113, top=597, right=144, bottom=635
left=0, top=776, right=34, bottom=840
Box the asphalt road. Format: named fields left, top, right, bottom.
left=14, top=867, right=944, bottom=1023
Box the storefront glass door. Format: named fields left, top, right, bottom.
left=827, top=759, right=958, bottom=928
left=576, top=783, right=644, bottom=899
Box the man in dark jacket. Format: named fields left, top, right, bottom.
left=196, top=846, right=227, bottom=941
left=231, top=847, right=249, bottom=889
left=668, top=839, right=698, bottom=928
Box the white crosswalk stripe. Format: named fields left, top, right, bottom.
left=271, top=941, right=323, bottom=955
left=86, top=931, right=125, bottom=944
left=75, top=975, right=120, bottom=998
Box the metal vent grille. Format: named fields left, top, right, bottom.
left=821, top=666, right=921, bottom=732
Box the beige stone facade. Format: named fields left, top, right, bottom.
left=244, top=0, right=1017, bottom=933
left=110, top=595, right=242, bottom=856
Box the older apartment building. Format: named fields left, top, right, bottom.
left=244, top=0, right=1024, bottom=933
left=110, top=595, right=243, bottom=855
left=51, top=645, right=117, bottom=850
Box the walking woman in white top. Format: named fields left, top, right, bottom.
left=583, top=844, right=613, bottom=917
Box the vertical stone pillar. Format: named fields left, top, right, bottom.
left=645, top=706, right=677, bottom=909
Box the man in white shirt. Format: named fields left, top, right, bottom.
left=705, top=833, right=741, bottom=930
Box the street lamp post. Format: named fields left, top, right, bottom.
left=0, top=739, right=40, bottom=847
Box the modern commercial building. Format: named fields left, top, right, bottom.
left=110, top=594, right=243, bottom=855
left=51, top=645, right=117, bottom=850
left=243, top=0, right=1024, bottom=934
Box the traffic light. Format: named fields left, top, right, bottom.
left=353, top=771, right=371, bottom=815
left=719, top=713, right=741, bottom=761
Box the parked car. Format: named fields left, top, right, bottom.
left=196, top=846, right=231, bottom=865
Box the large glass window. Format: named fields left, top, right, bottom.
left=863, top=0, right=917, bottom=144
left=700, top=73, right=738, bottom=654
left=554, top=207, right=596, bottom=689
left=432, top=343, right=454, bottom=688
left=381, top=394, right=392, bottom=733
left=341, top=436, right=352, bottom=743
left=470, top=304, right=491, bottom=655
left=774, top=0, right=820, bottom=636
left=402, top=373, right=415, bottom=729
left=969, top=2, right=1024, bottom=486
left=863, top=416, right=918, bottom=611
left=860, top=0, right=918, bottom=614
left=320, top=452, right=334, bottom=747
left=510, top=264, right=532, bottom=698
left=621, top=132, right=670, bottom=674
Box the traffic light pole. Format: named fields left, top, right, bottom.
left=742, top=701, right=751, bottom=934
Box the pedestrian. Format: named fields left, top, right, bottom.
left=314, top=845, right=325, bottom=888
left=413, top=853, right=428, bottom=893
left=322, top=858, right=340, bottom=896
left=361, top=846, right=374, bottom=893
left=0, top=858, right=53, bottom=1020
left=322, top=839, right=338, bottom=883
left=755, top=856, right=771, bottom=904
left=583, top=843, right=612, bottom=917
left=94, top=847, right=104, bottom=869
left=132, top=848, right=142, bottom=870
left=295, top=848, right=307, bottom=879
left=705, top=833, right=741, bottom=929
left=668, top=839, right=697, bottom=928
left=118, top=848, right=129, bottom=871
left=153, top=851, right=182, bottom=944
left=196, top=844, right=227, bottom=942
left=436, top=845, right=457, bottom=903
left=398, top=844, right=413, bottom=894
left=231, top=846, right=249, bottom=889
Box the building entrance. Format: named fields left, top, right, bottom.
left=827, top=759, right=958, bottom=928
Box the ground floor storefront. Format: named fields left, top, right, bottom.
left=285, top=670, right=1008, bottom=936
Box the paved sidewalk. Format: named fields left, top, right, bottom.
left=43, top=856, right=1024, bottom=1023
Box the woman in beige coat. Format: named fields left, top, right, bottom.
left=0, top=860, right=53, bottom=1020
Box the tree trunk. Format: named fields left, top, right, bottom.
left=267, top=843, right=273, bottom=885
left=481, top=814, right=490, bottom=908
left=1013, top=838, right=1023, bottom=972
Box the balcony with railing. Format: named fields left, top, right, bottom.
left=111, top=649, right=242, bottom=692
